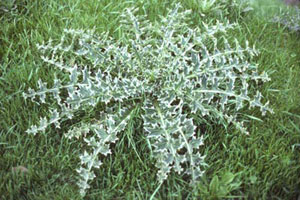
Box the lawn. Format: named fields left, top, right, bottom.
left=0, top=0, right=300, bottom=199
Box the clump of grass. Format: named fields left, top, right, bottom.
left=273, top=7, right=300, bottom=32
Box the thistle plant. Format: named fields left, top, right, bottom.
left=23, top=4, right=273, bottom=196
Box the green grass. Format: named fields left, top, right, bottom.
left=1, top=0, right=300, bottom=199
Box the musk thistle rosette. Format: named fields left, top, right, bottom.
left=23, top=3, right=273, bottom=196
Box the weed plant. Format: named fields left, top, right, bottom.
left=1, top=0, right=300, bottom=199
left=23, top=3, right=272, bottom=197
